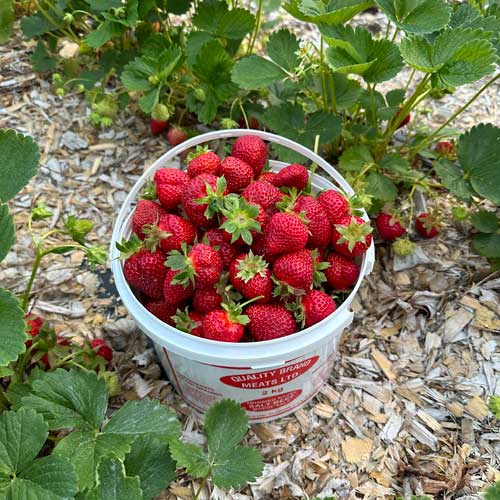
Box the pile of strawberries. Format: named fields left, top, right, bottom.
left=119, top=135, right=373, bottom=343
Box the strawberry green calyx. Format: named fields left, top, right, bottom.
left=335, top=219, right=372, bottom=253
left=141, top=180, right=157, bottom=200
left=173, top=307, right=200, bottom=333
left=393, top=238, right=414, bottom=256
left=310, top=249, right=330, bottom=287
left=141, top=224, right=172, bottom=252
left=196, top=176, right=227, bottom=218
left=488, top=395, right=500, bottom=418
left=272, top=276, right=306, bottom=299
left=220, top=195, right=261, bottom=245
left=165, top=243, right=195, bottom=286
left=222, top=295, right=264, bottom=325
left=116, top=233, right=143, bottom=259
left=235, top=251, right=268, bottom=283
left=284, top=296, right=306, bottom=328
left=276, top=188, right=300, bottom=213
left=186, top=145, right=211, bottom=163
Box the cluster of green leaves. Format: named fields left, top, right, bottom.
left=435, top=124, right=500, bottom=267
left=2, top=369, right=262, bottom=499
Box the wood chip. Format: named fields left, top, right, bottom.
left=371, top=348, right=397, bottom=380
left=341, top=437, right=373, bottom=464
left=466, top=395, right=489, bottom=419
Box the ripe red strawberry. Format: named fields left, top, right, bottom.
left=242, top=180, right=283, bottom=211
left=331, top=215, right=373, bottom=257
left=193, top=284, right=222, bottom=314
left=132, top=200, right=167, bottom=240
left=237, top=116, right=260, bottom=129
left=187, top=149, right=221, bottom=178
left=166, top=126, right=187, bottom=146
left=154, top=168, right=190, bottom=211
left=124, top=249, right=166, bottom=299
left=203, top=228, right=238, bottom=268
left=435, top=141, right=454, bottom=156
left=173, top=308, right=204, bottom=337
left=142, top=213, right=196, bottom=253
left=274, top=164, right=309, bottom=191
left=221, top=156, right=254, bottom=193
left=375, top=212, right=406, bottom=241
left=166, top=243, right=223, bottom=287
left=273, top=250, right=314, bottom=292
left=163, top=268, right=194, bottom=304
left=317, top=189, right=349, bottom=224
left=182, top=174, right=227, bottom=228
left=220, top=196, right=266, bottom=245
left=301, top=290, right=336, bottom=328
left=325, top=253, right=359, bottom=290
left=91, top=339, right=113, bottom=363
left=250, top=232, right=277, bottom=264
left=229, top=252, right=272, bottom=303
left=294, top=195, right=330, bottom=247
left=144, top=299, right=178, bottom=325
left=416, top=213, right=441, bottom=238
left=265, top=212, right=309, bottom=255
left=231, top=135, right=267, bottom=177
left=259, top=171, right=277, bottom=185
left=202, top=301, right=252, bottom=342
left=25, top=314, right=43, bottom=348
left=246, top=304, right=296, bottom=341
left=150, top=119, right=168, bottom=136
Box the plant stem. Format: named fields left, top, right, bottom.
left=404, top=68, right=416, bottom=92
left=193, top=473, right=210, bottom=500
left=384, top=20, right=392, bottom=39
left=21, top=250, right=43, bottom=312
left=391, top=27, right=399, bottom=42
left=319, top=37, right=328, bottom=108
left=328, top=71, right=337, bottom=113
left=408, top=72, right=500, bottom=157
left=247, top=0, right=263, bottom=55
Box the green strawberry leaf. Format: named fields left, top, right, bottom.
left=185, top=31, right=214, bottom=68
left=470, top=210, right=499, bottom=233
left=193, top=0, right=255, bottom=39
left=0, top=408, right=77, bottom=499
left=85, top=0, right=122, bottom=10
left=54, top=430, right=133, bottom=491
left=0, top=204, right=15, bottom=264
left=365, top=172, right=398, bottom=202
left=434, top=158, right=474, bottom=201
left=0, top=129, right=40, bottom=203
left=86, top=457, right=142, bottom=500
left=485, top=482, right=500, bottom=500
left=473, top=233, right=500, bottom=259
left=124, top=435, right=176, bottom=498
left=456, top=123, right=500, bottom=204
left=323, top=25, right=402, bottom=83
left=21, top=12, right=56, bottom=39
left=284, top=0, right=374, bottom=25
left=327, top=73, right=363, bottom=110
left=232, top=55, right=287, bottom=89
left=169, top=440, right=211, bottom=477
left=267, top=29, right=300, bottom=71
left=86, top=19, right=124, bottom=48
left=167, top=0, right=193, bottom=14
left=20, top=369, right=108, bottom=431
left=400, top=29, right=497, bottom=87
left=0, top=0, right=14, bottom=43
left=0, top=288, right=27, bottom=366
left=103, top=400, right=181, bottom=440
left=375, top=0, right=451, bottom=33
left=338, top=145, right=374, bottom=172
left=449, top=3, right=500, bottom=32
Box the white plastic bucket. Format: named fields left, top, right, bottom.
left=110, top=130, right=375, bottom=422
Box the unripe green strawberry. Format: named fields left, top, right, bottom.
left=392, top=238, right=414, bottom=256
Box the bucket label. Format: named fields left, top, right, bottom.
left=241, top=389, right=302, bottom=412
left=219, top=356, right=319, bottom=389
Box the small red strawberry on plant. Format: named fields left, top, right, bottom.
left=416, top=212, right=441, bottom=238
left=325, top=253, right=359, bottom=290
left=150, top=103, right=170, bottom=135
left=154, top=168, right=190, bottom=211
left=167, top=126, right=187, bottom=146
left=273, top=250, right=314, bottom=295
left=220, top=195, right=265, bottom=245
left=395, top=109, right=411, bottom=128
left=166, top=243, right=223, bottom=287
left=182, top=174, right=227, bottom=228
left=173, top=308, right=204, bottom=337
left=237, top=116, right=261, bottom=129
left=246, top=303, right=296, bottom=341
left=265, top=212, right=309, bottom=255
left=91, top=339, right=113, bottom=363
left=274, top=164, right=309, bottom=191
left=300, top=290, right=336, bottom=328
left=317, top=189, right=349, bottom=224
left=142, top=213, right=196, bottom=253
left=187, top=147, right=221, bottom=178
left=331, top=215, right=373, bottom=257
left=435, top=141, right=454, bottom=156
left=229, top=252, right=272, bottom=303
left=375, top=212, right=406, bottom=241
left=163, top=268, right=195, bottom=304
left=220, top=156, right=254, bottom=193
left=231, top=135, right=267, bottom=177
left=150, top=119, right=168, bottom=136
left=144, top=299, right=178, bottom=325
left=202, top=297, right=262, bottom=342
left=25, top=314, right=43, bottom=347
left=132, top=200, right=167, bottom=240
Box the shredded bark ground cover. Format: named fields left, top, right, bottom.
left=1, top=23, right=499, bottom=499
